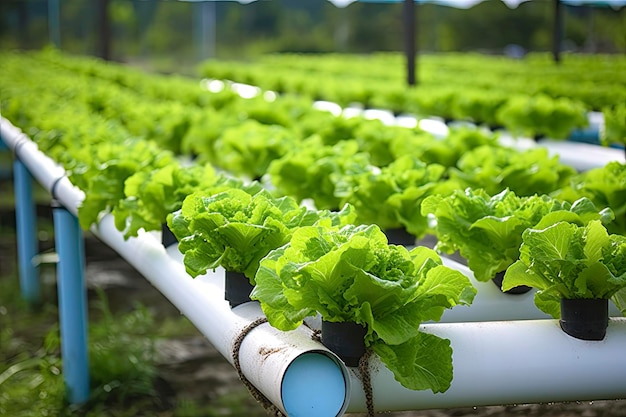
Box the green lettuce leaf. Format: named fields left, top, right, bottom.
left=343, top=155, right=457, bottom=237
left=422, top=188, right=614, bottom=282
left=502, top=220, right=626, bottom=317
left=169, top=188, right=355, bottom=281
left=552, top=161, right=626, bottom=235
left=113, top=163, right=222, bottom=238
left=450, top=146, right=575, bottom=197
left=371, top=332, right=452, bottom=393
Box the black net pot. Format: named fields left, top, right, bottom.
left=321, top=321, right=367, bottom=367
left=225, top=270, right=254, bottom=308
left=559, top=298, right=609, bottom=341
left=384, top=227, right=416, bottom=246
left=161, top=223, right=178, bottom=247
left=492, top=271, right=532, bottom=295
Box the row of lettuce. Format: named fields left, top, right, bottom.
left=196, top=52, right=626, bottom=144
left=2, top=49, right=626, bottom=394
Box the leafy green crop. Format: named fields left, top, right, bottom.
left=74, top=140, right=175, bottom=230
left=422, top=188, right=614, bottom=282
left=601, top=104, right=626, bottom=146
left=268, top=137, right=371, bottom=210
left=496, top=94, right=588, bottom=139
left=450, top=145, right=576, bottom=197
left=212, top=120, right=298, bottom=180
left=168, top=188, right=355, bottom=280
left=503, top=220, right=626, bottom=317
left=342, top=156, right=457, bottom=236
left=251, top=224, right=476, bottom=392
left=554, top=161, right=626, bottom=235
left=113, top=163, right=225, bottom=238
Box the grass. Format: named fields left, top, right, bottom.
left=0, top=257, right=267, bottom=417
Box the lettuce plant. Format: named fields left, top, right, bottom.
left=251, top=224, right=476, bottom=393
left=503, top=220, right=626, bottom=318
left=341, top=155, right=457, bottom=237
left=496, top=94, right=588, bottom=139
left=268, top=137, right=371, bottom=210
left=73, top=140, right=175, bottom=230
left=601, top=104, right=626, bottom=146
left=553, top=161, right=626, bottom=235
left=449, top=145, right=576, bottom=197
left=211, top=120, right=298, bottom=180
left=422, top=188, right=614, bottom=282
left=168, top=188, right=355, bottom=280
left=390, top=128, right=498, bottom=169
left=113, top=164, right=246, bottom=239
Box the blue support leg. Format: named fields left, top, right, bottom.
left=14, top=157, right=40, bottom=304
left=52, top=200, right=90, bottom=404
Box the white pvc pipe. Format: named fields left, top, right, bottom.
left=539, top=139, right=624, bottom=170
left=440, top=256, right=622, bottom=321
left=439, top=257, right=547, bottom=322
left=0, top=117, right=29, bottom=149
left=14, top=139, right=66, bottom=192
left=95, top=217, right=351, bottom=416
left=347, top=317, right=626, bottom=413
left=1, top=117, right=351, bottom=417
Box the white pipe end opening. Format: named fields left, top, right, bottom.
left=281, top=350, right=350, bottom=417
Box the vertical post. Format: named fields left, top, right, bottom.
left=194, top=1, right=216, bottom=62
left=14, top=157, right=40, bottom=305
left=48, top=0, right=61, bottom=48
left=97, top=0, right=111, bottom=60
left=552, top=0, right=563, bottom=64
left=52, top=200, right=90, bottom=404
left=404, top=0, right=417, bottom=86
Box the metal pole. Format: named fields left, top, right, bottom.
left=553, top=0, right=563, bottom=64
left=97, top=0, right=111, bottom=60
left=404, top=0, right=417, bottom=85
left=14, top=157, right=40, bottom=305
left=48, top=0, right=61, bottom=48
left=194, top=1, right=216, bottom=62
left=52, top=200, right=90, bottom=404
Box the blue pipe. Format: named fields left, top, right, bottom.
left=52, top=200, right=90, bottom=404
left=14, top=157, right=40, bottom=305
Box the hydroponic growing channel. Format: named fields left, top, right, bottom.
left=2, top=49, right=626, bottom=416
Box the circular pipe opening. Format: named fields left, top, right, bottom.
left=281, top=351, right=350, bottom=417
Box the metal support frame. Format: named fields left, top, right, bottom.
left=14, top=157, right=40, bottom=305
left=52, top=200, right=90, bottom=404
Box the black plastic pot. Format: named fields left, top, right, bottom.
left=321, top=321, right=367, bottom=367
left=384, top=227, right=416, bottom=246
left=225, top=270, right=254, bottom=308
left=492, top=271, right=532, bottom=295
left=560, top=298, right=609, bottom=341
left=161, top=223, right=178, bottom=247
